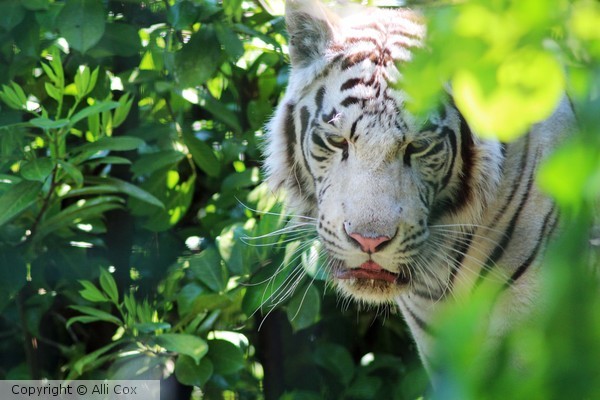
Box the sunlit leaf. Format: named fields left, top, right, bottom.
left=154, top=334, right=208, bottom=364
left=189, top=247, right=228, bottom=293
left=86, top=176, right=164, bottom=209
left=183, top=131, right=221, bottom=178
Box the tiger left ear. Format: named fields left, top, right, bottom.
left=285, top=0, right=338, bottom=67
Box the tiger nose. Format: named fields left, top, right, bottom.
left=344, top=224, right=392, bottom=254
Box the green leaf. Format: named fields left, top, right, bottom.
left=207, top=339, right=245, bottom=375
left=183, top=131, right=220, bottom=177
left=217, top=223, right=248, bottom=275
left=189, top=247, right=228, bottom=293
left=131, top=151, right=184, bottom=179
left=0, top=247, right=27, bottom=313
left=313, top=343, right=355, bottom=386
left=72, top=341, right=121, bottom=375
left=175, top=355, right=213, bottom=387
left=112, top=93, right=134, bottom=128
left=86, top=176, right=164, bottom=209
left=36, top=196, right=124, bottom=239
left=22, top=0, right=50, bottom=11
left=215, top=23, right=245, bottom=61
left=20, top=158, right=55, bottom=182
left=133, top=322, right=171, bottom=333
left=44, top=83, right=62, bottom=102
left=286, top=285, right=321, bottom=332
left=196, top=90, right=242, bottom=133
left=99, top=268, right=119, bottom=303
left=57, top=160, right=84, bottom=187
left=0, top=181, right=42, bottom=227
left=78, top=280, right=110, bottom=303
left=0, top=2, right=25, bottom=31
left=58, top=0, right=106, bottom=53
left=241, top=251, right=291, bottom=317
left=167, top=0, right=199, bottom=29
left=154, top=334, right=208, bottom=364
left=68, top=305, right=122, bottom=327
left=91, top=23, right=142, bottom=58
left=70, top=101, right=120, bottom=125
left=175, top=25, right=224, bottom=88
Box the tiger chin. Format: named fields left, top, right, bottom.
left=264, top=0, right=576, bottom=371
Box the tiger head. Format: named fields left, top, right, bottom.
left=265, top=0, right=502, bottom=305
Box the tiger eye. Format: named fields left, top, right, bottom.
left=327, top=135, right=349, bottom=149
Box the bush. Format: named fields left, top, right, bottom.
left=0, top=0, right=597, bottom=399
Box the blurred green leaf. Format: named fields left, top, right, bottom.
left=217, top=223, right=248, bottom=275
left=0, top=2, right=25, bottom=31
left=20, top=158, right=55, bottom=182
left=131, top=151, right=184, bottom=179
left=286, top=285, right=321, bottom=332
left=58, top=0, right=106, bottom=53
left=175, top=25, right=224, bottom=88
left=207, top=339, right=245, bottom=375
left=183, top=131, right=221, bottom=178
left=133, top=322, right=171, bottom=333
left=99, top=268, right=119, bottom=303
left=85, top=176, right=164, bottom=209
left=155, top=334, right=208, bottom=364
left=78, top=280, right=110, bottom=303
left=68, top=305, right=123, bottom=327
left=215, top=23, right=245, bottom=61
left=57, top=160, right=84, bottom=187
left=175, top=355, right=213, bottom=387
left=29, top=117, right=69, bottom=130
left=167, top=1, right=198, bottom=29
left=189, top=247, right=228, bottom=293
left=314, top=343, right=355, bottom=386
left=36, top=196, right=125, bottom=240
left=70, top=101, right=120, bottom=126
left=0, top=181, right=42, bottom=227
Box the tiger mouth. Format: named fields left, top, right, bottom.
left=333, top=260, right=410, bottom=285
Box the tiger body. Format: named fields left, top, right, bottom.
left=265, top=0, right=576, bottom=369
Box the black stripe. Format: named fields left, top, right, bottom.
left=310, top=151, right=327, bottom=162
left=349, top=116, right=362, bottom=140
left=490, top=135, right=530, bottom=228
left=340, top=96, right=364, bottom=108
left=401, top=299, right=435, bottom=336
left=506, top=207, right=556, bottom=285
left=341, top=78, right=362, bottom=91
left=446, top=231, right=474, bottom=294
left=283, top=104, right=297, bottom=172
left=311, top=132, right=328, bottom=151
left=439, top=128, right=457, bottom=192
left=475, top=151, right=538, bottom=286
left=315, top=86, right=326, bottom=113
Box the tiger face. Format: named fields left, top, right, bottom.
left=266, top=0, right=499, bottom=306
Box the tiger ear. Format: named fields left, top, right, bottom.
left=285, top=0, right=338, bottom=67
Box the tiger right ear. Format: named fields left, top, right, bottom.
left=285, top=0, right=338, bottom=67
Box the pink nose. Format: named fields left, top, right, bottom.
left=348, top=232, right=391, bottom=253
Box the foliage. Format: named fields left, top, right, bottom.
left=0, top=0, right=597, bottom=400
left=0, top=1, right=423, bottom=399
left=402, top=0, right=600, bottom=399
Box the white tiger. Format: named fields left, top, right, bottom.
left=264, top=0, right=576, bottom=371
